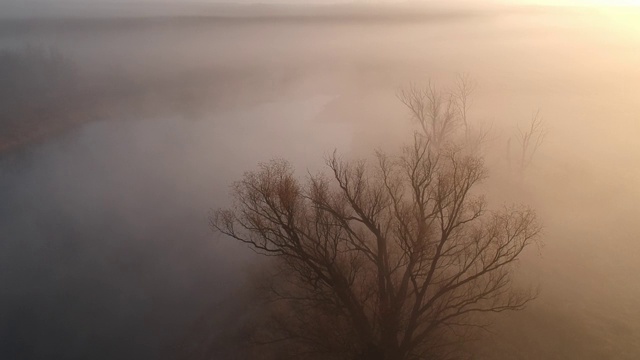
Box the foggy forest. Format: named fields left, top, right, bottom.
left=0, top=1, right=639, bottom=359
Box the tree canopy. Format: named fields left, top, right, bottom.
left=211, top=131, right=540, bottom=359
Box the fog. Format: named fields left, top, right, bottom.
left=1, top=3, right=639, bottom=359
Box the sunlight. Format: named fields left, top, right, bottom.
left=512, top=0, right=640, bottom=6
left=514, top=0, right=640, bottom=39
left=596, top=7, right=640, bottom=41
left=580, top=0, right=640, bottom=5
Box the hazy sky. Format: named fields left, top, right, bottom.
left=1, top=1, right=639, bottom=26
left=2, top=0, right=640, bottom=15
left=5, top=0, right=640, bottom=7
left=13, top=0, right=640, bottom=4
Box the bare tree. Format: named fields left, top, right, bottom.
left=397, top=82, right=459, bottom=148
left=211, top=135, right=541, bottom=360
left=398, top=77, right=489, bottom=154
left=453, top=73, right=477, bottom=138
left=507, top=110, right=546, bottom=172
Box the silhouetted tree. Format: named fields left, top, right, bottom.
left=398, top=77, right=489, bottom=154
left=211, top=131, right=541, bottom=359
left=398, top=82, right=458, bottom=148
left=506, top=110, right=546, bottom=172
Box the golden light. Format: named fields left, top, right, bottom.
left=513, top=0, right=640, bottom=5
left=578, top=0, right=640, bottom=5
left=512, top=0, right=640, bottom=39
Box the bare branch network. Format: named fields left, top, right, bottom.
left=397, top=74, right=490, bottom=153
left=211, top=131, right=541, bottom=359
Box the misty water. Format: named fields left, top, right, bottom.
left=0, top=96, right=356, bottom=358
left=1, top=6, right=640, bottom=359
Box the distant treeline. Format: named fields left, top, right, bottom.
left=0, top=44, right=402, bottom=155
left=0, top=46, right=258, bottom=154
left=0, top=46, right=196, bottom=154
left=0, top=47, right=83, bottom=151
left=0, top=5, right=484, bottom=32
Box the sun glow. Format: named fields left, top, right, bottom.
left=577, top=0, right=640, bottom=5
left=512, top=0, right=640, bottom=5
left=512, top=0, right=640, bottom=39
